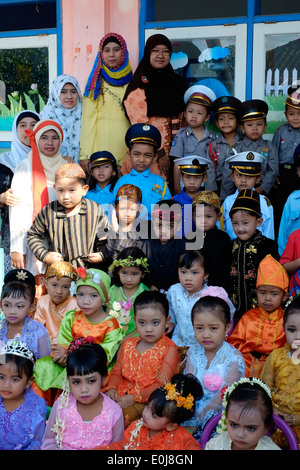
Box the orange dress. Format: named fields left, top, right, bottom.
left=95, top=418, right=201, bottom=450
left=228, top=306, right=286, bottom=377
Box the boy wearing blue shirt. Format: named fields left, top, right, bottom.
left=113, top=123, right=171, bottom=220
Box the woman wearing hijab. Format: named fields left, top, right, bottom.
left=79, top=33, right=132, bottom=172
left=40, top=74, right=82, bottom=163
left=0, top=110, right=40, bottom=274
left=121, top=34, right=187, bottom=183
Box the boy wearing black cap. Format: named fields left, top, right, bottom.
left=228, top=189, right=279, bottom=324
left=112, top=123, right=172, bottom=220
left=237, top=99, right=279, bottom=196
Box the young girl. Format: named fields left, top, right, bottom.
left=85, top=150, right=119, bottom=222
left=108, top=247, right=150, bottom=340
left=0, top=336, right=47, bottom=449
left=0, top=269, right=51, bottom=359
left=33, top=268, right=124, bottom=402
left=97, top=373, right=202, bottom=450
left=261, top=295, right=300, bottom=449
left=205, top=377, right=281, bottom=450
left=183, top=289, right=245, bottom=439
left=104, top=290, right=181, bottom=427
left=41, top=337, right=124, bottom=450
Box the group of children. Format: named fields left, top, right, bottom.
left=0, top=80, right=300, bottom=451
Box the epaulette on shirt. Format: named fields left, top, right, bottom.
left=263, top=195, right=272, bottom=207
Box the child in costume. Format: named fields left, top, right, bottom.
left=205, top=377, right=281, bottom=450
left=104, top=290, right=181, bottom=427
left=108, top=247, right=150, bottom=341
left=261, top=295, right=300, bottom=449
left=42, top=337, right=124, bottom=450
left=97, top=374, right=202, bottom=450
left=0, top=336, right=47, bottom=450
left=0, top=269, right=51, bottom=359
left=228, top=188, right=279, bottom=323
left=33, top=269, right=124, bottom=403
left=228, top=255, right=289, bottom=377
left=183, top=290, right=245, bottom=439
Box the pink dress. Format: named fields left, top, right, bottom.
left=41, top=392, right=124, bottom=450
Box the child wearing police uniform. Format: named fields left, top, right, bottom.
left=169, top=85, right=218, bottom=195
left=219, top=150, right=275, bottom=240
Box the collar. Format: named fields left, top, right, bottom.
left=55, top=197, right=88, bottom=218
left=130, top=168, right=151, bottom=177
left=258, top=306, right=284, bottom=321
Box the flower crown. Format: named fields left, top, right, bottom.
left=164, top=382, right=194, bottom=410
left=217, top=377, right=272, bottom=433
left=109, top=256, right=150, bottom=273
left=67, top=336, right=96, bottom=357
left=0, top=335, right=35, bottom=363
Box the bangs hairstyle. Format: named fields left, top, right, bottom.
left=1, top=281, right=35, bottom=304
left=0, top=353, right=35, bottom=379
left=66, top=342, right=108, bottom=378
left=148, top=373, right=203, bottom=424
left=226, top=381, right=274, bottom=432
left=133, top=290, right=169, bottom=318
left=110, top=246, right=151, bottom=287
left=283, top=295, right=300, bottom=327
left=178, top=249, right=208, bottom=273
left=191, top=295, right=231, bottom=325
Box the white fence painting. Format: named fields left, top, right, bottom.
left=265, top=68, right=298, bottom=96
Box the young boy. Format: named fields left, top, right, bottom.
left=113, top=123, right=171, bottom=220
left=169, top=84, right=218, bottom=195
left=27, top=162, right=109, bottom=269
left=237, top=99, right=279, bottom=196
left=188, top=190, right=232, bottom=291
left=172, top=155, right=208, bottom=236
left=228, top=188, right=279, bottom=324
left=211, top=95, right=243, bottom=200
left=219, top=150, right=275, bottom=240
left=142, top=199, right=186, bottom=292
left=271, top=85, right=300, bottom=232
left=228, top=254, right=289, bottom=377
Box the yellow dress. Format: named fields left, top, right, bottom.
left=79, top=81, right=130, bottom=165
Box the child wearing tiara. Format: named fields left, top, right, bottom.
left=108, top=247, right=150, bottom=341
left=0, top=269, right=51, bottom=359
left=97, top=374, right=202, bottom=450
left=0, top=336, right=47, bottom=449
left=183, top=288, right=245, bottom=439
left=42, top=337, right=124, bottom=450
left=104, top=291, right=181, bottom=428
left=205, top=377, right=281, bottom=450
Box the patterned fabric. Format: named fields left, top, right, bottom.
left=205, top=431, right=281, bottom=450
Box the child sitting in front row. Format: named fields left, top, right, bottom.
left=104, top=290, right=181, bottom=428
left=97, top=374, right=202, bottom=450
left=228, top=255, right=289, bottom=377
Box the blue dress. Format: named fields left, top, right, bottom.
left=85, top=183, right=114, bottom=222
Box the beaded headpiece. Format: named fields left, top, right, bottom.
left=109, top=255, right=150, bottom=273
left=0, top=335, right=35, bottom=363
left=164, top=382, right=194, bottom=410
left=67, top=336, right=96, bottom=357
left=45, top=261, right=78, bottom=281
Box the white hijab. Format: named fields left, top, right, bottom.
left=0, top=110, right=40, bottom=172
left=40, top=74, right=82, bottom=162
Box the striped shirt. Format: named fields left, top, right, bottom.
left=27, top=198, right=109, bottom=268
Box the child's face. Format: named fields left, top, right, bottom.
left=0, top=361, right=33, bottom=404
left=128, top=143, right=157, bottom=173
left=231, top=169, right=260, bottom=191
left=142, top=401, right=173, bottom=437
left=135, top=306, right=169, bottom=346
left=231, top=210, right=262, bottom=241
left=182, top=174, right=204, bottom=195
left=240, top=118, right=266, bottom=141
left=178, top=260, right=207, bottom=296
left=152, top=216, right=180, bottom=245
left=17, top=117, right=38, bottom=146
left=69, top=371, right=103, bottom=406
left=59, top=82, right=79, bottom=109
left=184, top=102, right=209, bottom=129
left=38, top=129, right=61, bottom=157
left=45, top=276, right=72, bottom=306
left=226, top=401, right=268, bottom=450
left=193, top=204, right=219, bottom=233
left=54, top=177, right=89, bottom=214
left=255, top=285, right=288, bottom=314
left=118, top=266, right=144, bottom=291
left=115, top=199, right=140, bottom=228
left=76, top=285, right=103, bottom=321
left=285, top=106, right=300, bottom=129
left=91, top=162, right=116, bottom=188
left=216, top=112, right=238, bottom=135
left=1, top=294, right=32, bottom=328
left=193, top=309, right=231, bottom=354
left=284, top=313, right=300, bottom=353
